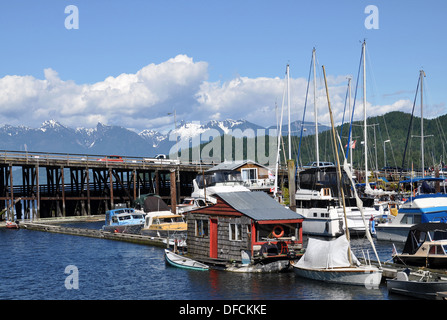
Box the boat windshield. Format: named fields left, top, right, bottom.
left=196, top=170, right=243, bottom=188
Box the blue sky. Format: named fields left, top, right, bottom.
left=0, top=1, right=445, bottom=133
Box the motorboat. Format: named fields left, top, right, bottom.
left=176, top=197, right=210, bottom=214
left=191, top=166, right=250, bottom=204
left=102, top=208, right=145, bottom=234
left=387, top=268, right=447, bottom=300
left=375, top=177, right=447, bottom=242
left=139, top=195, right=187, bottom=246
left=392, top=222, right=447, bottom=269
left=295, top=166, right=385, bottom=237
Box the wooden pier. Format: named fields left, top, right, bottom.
left=20, top=219, right=176, bottom=248
left=0, top=150, right=212, bottom=220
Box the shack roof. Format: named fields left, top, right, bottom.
left=214, top=191, right=304, bottom=222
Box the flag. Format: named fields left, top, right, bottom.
left=344, top=140, right=357, bottom=149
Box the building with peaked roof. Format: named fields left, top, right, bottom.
left=186, top=191, right=304, bottom=270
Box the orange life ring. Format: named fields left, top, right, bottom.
left=272, top=225, right=284, bottom=238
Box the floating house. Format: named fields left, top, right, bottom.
left=186, top=191, right=305, bottom=272
left=206, top=160, right=275, bottom=192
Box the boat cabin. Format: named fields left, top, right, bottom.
left=186, top=191, right=304, bottom=266
left=393, top=222, right=447, bottom=269
left=206, top=160, right=274, bottom=191
left=104, top=208, right=144, bottom=226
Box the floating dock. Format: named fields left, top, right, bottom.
left=17, top=219, right=174, bottom=248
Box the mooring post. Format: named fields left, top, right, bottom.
left=287, top=160, right=296, bottom=212
left=109, top=168, right=114, bottom=209
left=61, top=166, right=66, bottom=217
left=170, top=169, right=177, bottom=214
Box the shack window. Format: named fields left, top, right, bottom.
left=229, top=223, right=242, bottom=241
left=195, top=219, right=208, bottom=237
left=256, top=224, right=298, bottom=241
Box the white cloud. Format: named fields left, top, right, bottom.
left=0, top=55, right=416, bottom=133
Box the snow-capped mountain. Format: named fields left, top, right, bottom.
left=0, top=119, right=329, bottom=157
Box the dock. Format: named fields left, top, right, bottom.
left=16, top=219, right=174, bottom=248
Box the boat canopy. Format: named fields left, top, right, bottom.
left=402, top=223, right=447, bottom=255
left=399, top=177, right=445, bottom=184
left=143, top=195, right=170, bottom=213
left=296, top=235, right=360, bottom=269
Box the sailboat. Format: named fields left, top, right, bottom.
left=295, top=47, right=385, bottom=237
left=375, top=70, right=447, bottom=242
left=292, top=58, right=382, bottom=287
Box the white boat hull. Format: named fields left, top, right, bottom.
left=299, top=206, right=383, bottom=237
left=375, top=224, right=411, bottom=242
left=293, top=264, right=382, bottom=287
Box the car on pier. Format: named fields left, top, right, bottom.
left=98, top=155, right=123, bottom=162
left=143, top=154, right=179, bottom=164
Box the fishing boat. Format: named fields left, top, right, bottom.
left=387, top=269, right=447, bottom=300
left=102, top=207, right=145, bottom=234
left=392, top=222, right=447, bottom=268
left=292, top=55, right=383, bottom=286
left=164, top=249, right=209, bottom=271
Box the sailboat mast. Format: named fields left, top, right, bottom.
left=348, top=77, right=353, bottom=169
left=287, top=64, right=292, bottom=160
left=420, top=69, right=425, bottom=176
left=362, top=40, right=368, bottom=186
left=323, top=65, right=352, bottom=265
left=274, top=73, right=287, bottom=198
left=313, top=48, right=319, bottom=166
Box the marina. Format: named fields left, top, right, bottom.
left=0, top=218, right=412, bottom=300
left=2, top=215, right=447, bottom=300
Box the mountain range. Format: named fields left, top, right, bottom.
left=0, top=119, right=330, bottom=157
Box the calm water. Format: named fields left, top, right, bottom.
left=0, top=221, right=407, bottom=300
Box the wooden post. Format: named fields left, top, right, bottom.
left=61, top=166, right=66, bottom=217
left=155, top=170, right=159, bottom=195
left=9, top=165, right=13, bottom=221
left=36, top=164, right=40, bottom=220
left=86, top=167, right=91, bottom=215
left=133, top=169, right=137, bottom=202
left=109, top=169, right=114, bottom=209
left=287, top=160, right=296, bottom=212
left=170, top=169, right=177, bottom=214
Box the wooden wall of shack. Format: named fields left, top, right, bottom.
left=186, top=199, right=253, bottom=263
